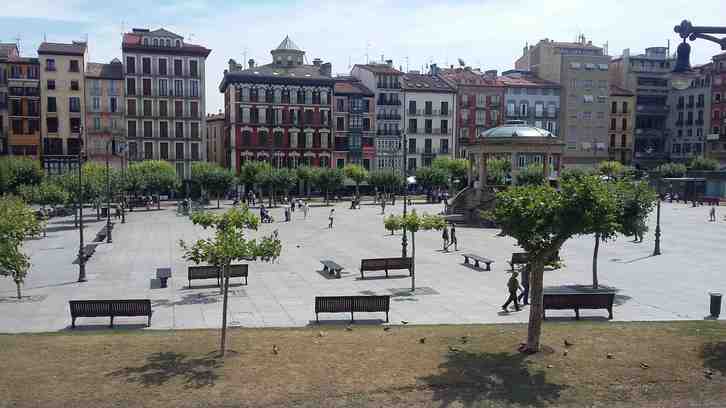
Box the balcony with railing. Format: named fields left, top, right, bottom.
left=376, top=129, right=401, bottom=136
left=636, top=104, right=669, bottom=114
left=377, top=113, right=401, bottom=121
left=377, top=98, right=401, bottom=106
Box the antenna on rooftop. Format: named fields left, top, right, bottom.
left=187, top=33, right=195, bottom=43
left=14, top=35, right=21, bottom=54
left=405, top=56, right=409, bottom=72
left=365, top=41, right=370, bottom=64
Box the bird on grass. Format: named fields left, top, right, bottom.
left=272, top=345, right=279, bottom=355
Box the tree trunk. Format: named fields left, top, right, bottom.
left=355, top=183, right=360, bottom=197
left=592, top=233, right=600, bottom=289
left=15, top=279, right=22, bottom=299
left=217, top=196, right=221, bottom=209
left=157, top=194, right=161, bottom=210
left=410, top=233, right=416, bottom=292
left=525, top=257, right=546, bottom=353
left=268, top=186, right=273, bottom=207
left=220, top=264, right=230, bottom=357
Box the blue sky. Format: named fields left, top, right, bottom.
left=2, top=0, right=724, bottom=112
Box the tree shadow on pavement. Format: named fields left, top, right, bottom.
left=701, top=342, right=726, bottom=375
left=419, top=350, right=566, bottom=407
left=108, top=351, right=222, bottom=388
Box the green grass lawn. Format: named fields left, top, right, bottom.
left=1, top=321, right=725, bottom=407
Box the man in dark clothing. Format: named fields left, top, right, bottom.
left=518, top=265, right=530, bottom=305
left=502, top=271, right=521, bottom=312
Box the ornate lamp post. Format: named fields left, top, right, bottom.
left=653, top=192, right=662, bottom=256
left=400, top=132, right=409, bottom=258
left=77, top=128, right=86, bottom=282
left=672, top=20, right=726, bottom=90
left=105, top=139, right=115, bottom=243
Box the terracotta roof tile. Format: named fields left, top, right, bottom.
left=38, top=42, right=87, bottom=55
left=353, top=63, right=402, bottom=75
left=401, top=73, right=456, bottom=92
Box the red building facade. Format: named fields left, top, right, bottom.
left=439, top=67, right=504, bottom=156
left=219, top=37, right=334, bottom=174
left=708, top=53, right=726, bottom=164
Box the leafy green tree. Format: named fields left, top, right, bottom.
left=617, top=179, right=658, bottom=243
left=129, top=160, right=179, bottom=209
left=191, top=162, right=235, bottom=208
left=399, top=211, right=446, bottom=291
left=18, top=179, right=69, bottom=211
left=598, top=160, right=625, bottom=179
left=343, top=164, right=368, bottom=196
left=432, top=156, right=469, bottom=191
left=560, top=167, right=594, bottom=182
left=384, top=214, right=403, bottom=235
left=179, top=206, right=281, bottom=356
left=494, top=176, right=622, bottom=353
left=0, top=196, right=42, bottom=298
left=487, top=158, right=511, bottom=185
left=295, top=165, right=315, bottom=197
left=313, top=168, right=345, bottom=205
left=516, top=163, right=545, bottom=186
left=687, top=156, right=719, bottom=172
left=415, top=166, right=448, bottom=201
left=239, top=161, right=267, bottom=197
left=652, top=162, right=687, bottom=178
left=270, top=168, right=298, bottom=202
left=0, top=156, right=43, bottom=194
left=254, top=162, right=275, bottom=206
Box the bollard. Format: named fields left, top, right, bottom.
left=709, top=292, right=722, bottom=318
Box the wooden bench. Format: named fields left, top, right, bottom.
left=360, top=257, right=412, bottom=279
left=320, top=260, right=343, bottom=278
left=188, top=264, right=248, bottom=288
left=69, top=299, right=152, bottom=328
left=461, top=253, right=494, bottom=271
left=508, top=252, right=529, bottom=271
left=315, top=296, right=390, bottom=323
left=543, top=288, right=615, bottom=320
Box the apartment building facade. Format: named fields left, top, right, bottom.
left=84, top=59, right=125, bottom=168
left=515, top=37, right=611, bottom=168
left=608, top=85, right=635, bottom=164
left=219, top=37, right=335, bottom=173
left=332, top=77, right=375, bottom=170
left=707, top=53, right=726, bottom=165
left=205, top=112, right=225, bottom=167
left=401, top=73, right=456, bottom=171
left=439, top=67, right=504, bottom=156
left=666, top=64, right=711, bottom=162
left=122, top=28, right=211, bottom=180
left=1, top=44, right=41, bottom=158
left=38, top=41, right=87, bottom=174
left=500, top=69, right=560, bottom=134
left=350, top=62, right=403, bottom=171
left=610, top=47, right=674, bottom=167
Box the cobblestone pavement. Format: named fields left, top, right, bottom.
left=1, top=199, right=724, bottom=332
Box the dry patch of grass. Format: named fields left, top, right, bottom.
left=1, top=321, right=725, bottom=407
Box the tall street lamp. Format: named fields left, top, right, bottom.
left=672, top=20, right=726, bottom=90
left=77, top=128, right=86, bottom=282
left=401, top=131, right=408, bottom=258
left=105, top=139, right=115, bottom=243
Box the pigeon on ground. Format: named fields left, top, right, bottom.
left=563, top=350, right=568, bottom=356
left=606, top=353, right=614, bottom=359
left=449, top=346, right=462, bottom=352
left=401, top=320, right=409, bottom=325
left=383, top=327, right=391, bottom=331
left=318, top=331, right=326, bottom=337
left=345, top=325, right=353, bottom=331
left=272, top=345, right=279, bottom=355
left=564, top=339, right=574, bottom=347
left=419, top=337, right=426, bottom=344
left=639, top=362, right=649, bottom=369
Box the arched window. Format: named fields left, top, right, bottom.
left=153, top=38, right=158, bottom=46
left=143, top=38, right=149, bottom=45
left=175, top=40, right=181, bottom=48
left=165, top=39, right=170, bottom=47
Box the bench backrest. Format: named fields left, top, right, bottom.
left=227, top=264, right=248, bottom=278
left=188, top=265, right=220, bottom=279
left=315, top=296, right=390, bottom=313
left=360, top=257, right=412, bottom=271
left=70, top=299, right=151, bottom=317
left=543, top=292, right=615, bottom=308
left=510, top=252, right=529, bottom=265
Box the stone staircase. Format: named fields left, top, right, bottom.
left=446, top=185, right=499, bottom=225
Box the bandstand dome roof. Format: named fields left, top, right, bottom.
left=480, top=123, right=556, bottom=139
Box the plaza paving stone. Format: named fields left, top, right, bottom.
left=1, top=199, right=725, bottom=332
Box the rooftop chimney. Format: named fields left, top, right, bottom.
left=385, top=59, right=393, bottom=68
left=228, top=59, right=238, bottom=72
left=248, top=59, right=255, bottom=69
left=485, top=69, right=498, bottom=80
left=430, top=63, right=438, bottom=75
left=320, top=62, right=332, bottom=77
left=313, top=58, right=322, bottom=67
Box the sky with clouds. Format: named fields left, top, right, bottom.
left=2, top=0, right=724, bottom=112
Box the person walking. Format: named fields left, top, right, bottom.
left=448, top=224, right=458, bottom=251
left=442, top=225, right=450, bottom=251
left=709, top=206, right=716, bottom=222
left=303, top=201, right=309, bottom=219
left=502, top=271, right=521, bottom=312
left=381, top=199, right=386, bottom=215
left=518, top=265, right=530, bottom=305
left=328, top=209, right=335, bottom=229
